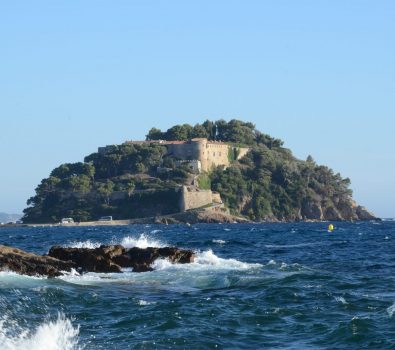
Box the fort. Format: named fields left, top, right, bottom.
left=121, top=138, right=250, bottom=172
left=97, top=138, right=250, bottom=213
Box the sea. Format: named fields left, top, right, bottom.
left=1, top=221, right=395, bottom=349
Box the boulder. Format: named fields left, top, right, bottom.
left=47, top=245, right=124, bottom=273
left=0, top=244, right=75, bottom=277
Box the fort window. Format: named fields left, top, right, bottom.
left=213, top=152, right=216, bottom=156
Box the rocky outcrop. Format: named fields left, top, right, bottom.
left=0, top=244, right=75, bottom=277
left=48, top=245, right=195, bottom=273
left=0, top=244, right=195, bottom=277
left=355, top=206, right=377, bottom=221
left=301, top=198, right=379, bottom=221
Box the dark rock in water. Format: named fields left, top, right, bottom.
left=0, top=244, right=195, bottom=277
left=0, top=244, right=75, bottom=277
left=112, top=246, right=195, bottom=272
left=47, top=245, right=124, bottom=273
left=48, top=245, right=195, bottom=273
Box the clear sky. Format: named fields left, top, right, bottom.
left=1, top=0, right=394, bottom=217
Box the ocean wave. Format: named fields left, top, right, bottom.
left=334, top=296, right=348, bottom=305
left=0, top=313, right=80, bottom=350
left=212, top=239, right=226, bottom=244
left=150, top=229, right=162, bottom=234
left=120, top=234, right=165, bottom=248
left=387, top=302, right=395, bottom=317
left=58, top=249, right=262, bottom=287
left=0, top=271, right=48, bottom=289
left=152, top=249, right=262, bottom=271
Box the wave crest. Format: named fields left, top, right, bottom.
left=120, top=234, right=165, bottom=248
left=152, top=249, right=262, bottom=271
left=0, top=313, right=80, bottom=350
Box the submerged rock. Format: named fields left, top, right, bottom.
left=0, top=244, right=75, bottom=277
left=0, top=244, right=195, bottom=277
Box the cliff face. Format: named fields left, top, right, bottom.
left=300, top=199, right=376, bottom=221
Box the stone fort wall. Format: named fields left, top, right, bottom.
left=179, top=186, right=224, bottom=212
left=102, top=138, right=250, bottom=172
left=166, top=138, right=248, bottom=171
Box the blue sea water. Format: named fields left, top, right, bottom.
left=1, top=221, right=395, bottom=349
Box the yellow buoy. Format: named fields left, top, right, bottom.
left=328, top=224, right=334, bottom=232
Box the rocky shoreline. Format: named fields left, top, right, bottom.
left=0, top=244, right=195, bottom=277
left=0, top=206, right=380, bottom=229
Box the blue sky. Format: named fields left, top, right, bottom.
left=1, top=0, right=394, bottom=217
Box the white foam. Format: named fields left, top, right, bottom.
left=152, top=249, right=262, bottom=271
left=335, top=296, right=348, bottom=305
left=64, top=234, right=165, bottom=250
left=120, top=234, right=165, bottom=248
left=0, top=313, right=80, bottom=350
left=66, top=240, right=101, bottom=249
left=212, top=239, right=226, bottom=244
left=150, top=230, right=162, bottom=234
left=0, top=272, right=48, bottom=289
left=138, top=300, right=154, bottom=306
left=151, top=259, right=173, bottom=270
left=58, top=273, right=106, bottom=285
left=387, top=303, right=395, bottom=317
left=0, top=271, right=45, bottom=281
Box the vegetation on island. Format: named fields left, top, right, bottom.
left=23, top=119, right=370, bottom=223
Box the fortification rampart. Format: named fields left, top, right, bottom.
left=180, top=186, right=214, bottom=211
left=164, top=138, right=249, bottom=171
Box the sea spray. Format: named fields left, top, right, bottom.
left=152, top=249, right=262, bottom=271
left=66, top=240, right=101, bottom=249
left=64, top=233, right=165, bottom=250
left=0, top=313, right=80, bottom=350
left=120, top=234, right=165, bottom=249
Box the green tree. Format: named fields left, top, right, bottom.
left=165, top=124, right=193, bottom=141
left=69, top=174, right=91, bottom=193
left=97, top=180, right=114, bottom=205
left=146, top=127, right=163, bottom=140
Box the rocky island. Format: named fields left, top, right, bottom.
left=21, top=119, right=376, bottom=224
